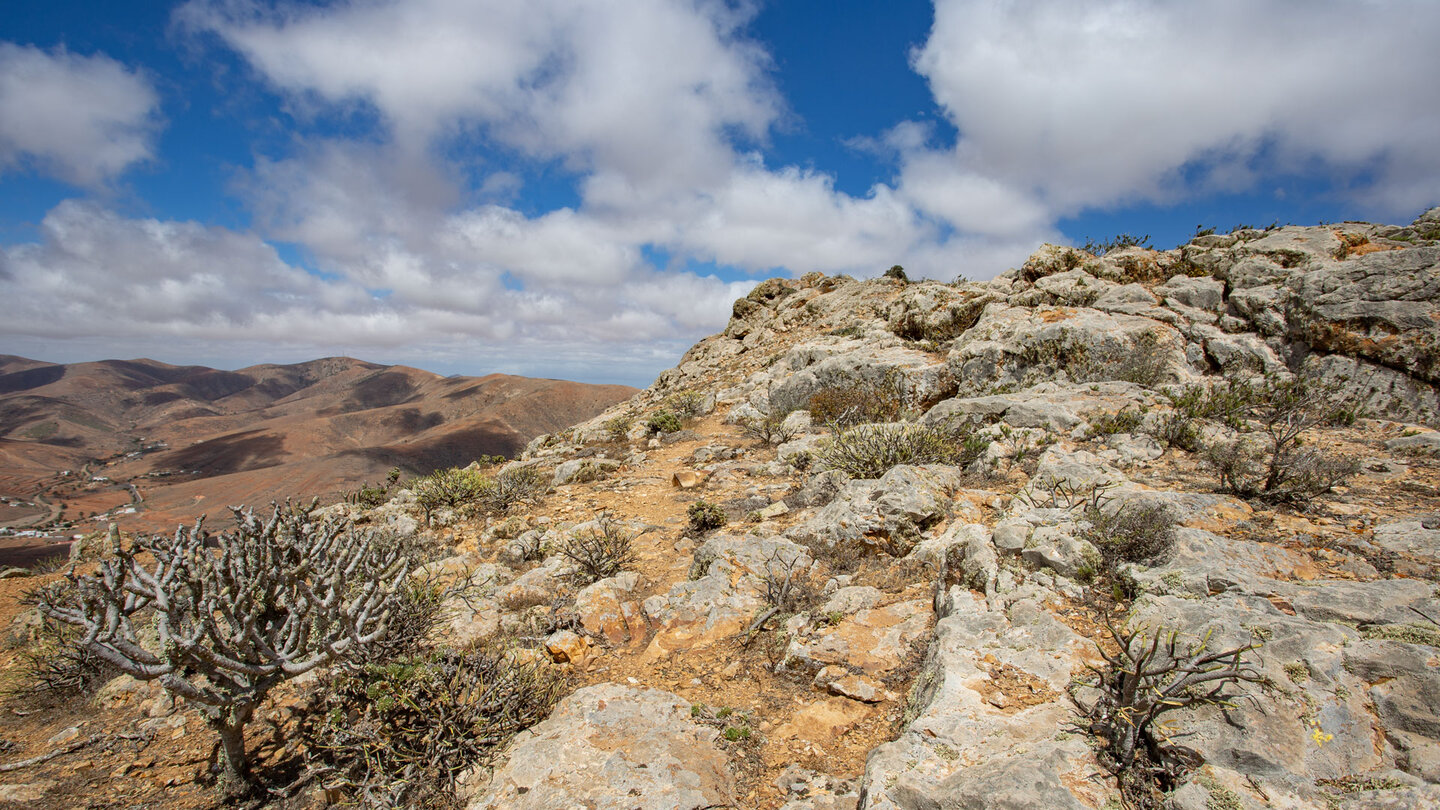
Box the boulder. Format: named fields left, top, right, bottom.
left=787, top=464, right=968, bottom=556
left=642, top=534, right=813, bottom=658
left=468, top=685, right=735, bottom=809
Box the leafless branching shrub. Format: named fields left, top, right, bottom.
left=1074, top=624, right=1262, bottom=804
left=32, top=502, right=409, bottom=794
left=1083, top=501, right=1180, bottom=569
left=302, top=646, right=567, bottom=809
left=3, top=612, right=119, bottom=705
left=1198, top=373, right=1360, bottom=503
left=556, top=515, right=640, bottom=584
left=739, top=411, right=798, bottom=445
left=1016, top=474, right=1116, bottom=512
left=807, top=372, right=907, bottom=428
left=746, top=549, right=821, bottom=641
left=758, top=549, right=821, bottom=615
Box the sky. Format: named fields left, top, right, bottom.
left=1, top=1, right=1437, bottom=388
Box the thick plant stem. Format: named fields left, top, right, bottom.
left=211, top=705, right=254, bottom=796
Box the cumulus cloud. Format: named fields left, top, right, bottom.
left=179, top=0, right=969, bottom=281
left=909, top=0, right=1440, bottom=218
left=0, top=198, right=752, bottom=385
left=0, top=43, right=161, bottom=186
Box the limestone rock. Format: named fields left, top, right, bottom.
left=468, top=685, right=735, bottom=810
left=787, top=464, right=967, bottom=555
left=860, top=589, right=1106, bottom=809
left=575, top=571, right=646, bottom=646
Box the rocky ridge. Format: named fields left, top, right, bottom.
left=4, top=210, right=1440, bottom=809
left=462, top=210, right=1440, bottom=810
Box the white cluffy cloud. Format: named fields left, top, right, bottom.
left=907, top=0, right=1440, bottom=219
left=0, top=199, right=754, bottom=386
left=0, top=43, right=161, bottom=186
left=179, top=0, right=972, bottom=281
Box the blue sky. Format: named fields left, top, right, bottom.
left=2, top=1, right=1436, bottom=387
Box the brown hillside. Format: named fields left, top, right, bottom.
left=0, top=356, right=637, bottom=533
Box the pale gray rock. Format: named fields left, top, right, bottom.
left=787, top=464, right=963, bottom=555
left=1286, top=246, right=1440, bottom=383
left=948, top=305, right=1185, bottom=389
left=759, top=341, right=957, bottom=412
left=909, top=523, right=997, bottom=595
left=552, top=457, right=621, bottom=486
left=468, top=684, right=735, bottom=810
left=1373, top=519, right=1440, bottom=564
left=1305, top=353, right=1440, bottom=426
left=1156, top=274, right=1226, bottom=312
left=1386, top=431, right=1440, bottom=454
left=860, top=589, right=1107, bottom=809
left=1092, top=282, right=1161, bottom=315
left=922, top=381, right=1155, bottom=433
left=644, top=534, right=812, bottom=656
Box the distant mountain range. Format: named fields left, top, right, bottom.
left=0, top=355, right=637, bottom=532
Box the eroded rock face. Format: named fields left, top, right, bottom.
left=642, top=533, right=813, bottom=658
left=860, top=589, right=1101, bottom=810
left=787, top=464, right=972, bottom=555
left=468, top=684, right=735, bottom=810
left=498, top=213, right=1440, bottom=809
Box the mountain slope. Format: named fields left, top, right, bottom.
left=0, top=356, right=636, bottom=531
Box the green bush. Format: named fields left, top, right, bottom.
left=603, top=413, right=634, bottom=442
left=687, top=500, right=727, bottom=533
left=883, top=264, right=909, bottom=282
left=302, top=646, right=567, bottom=808
left=1083, top=501, right=1179, bottom=570
left=808, top=377, right=905, bottom=427
left=412, top=466, right=489, bottom=525
left=1197, top=373, right=1361, bottom=503
left=479, top=464, right=550, bottom=513
left=647, top=409, right=684, bottom=434
left=816, top=421, right=988, bottom=479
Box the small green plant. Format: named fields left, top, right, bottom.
left=723, top=726, right=751, bottom=742
left=664, top=390, right=707, bottom=419
left=1084, top=500, right=1180, bottom=570
left=1084, top=408, right=1146, bottom=440
left=1080, top=233, right=1152, bottom=256
left=412, top=465, right=490, bottom=525
left=687, top=500, right=727, bottom=533
left=479, top=464, right=550, bottom=513
left=302, top=646, right=567, bottom=807
left=647, top=409, right=684, bottom=435
left=816, top=421, right=986, bottom=479
left=1361, top=622, right=1440, bottom=646
left=603, top=413, right=634, bottom=442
